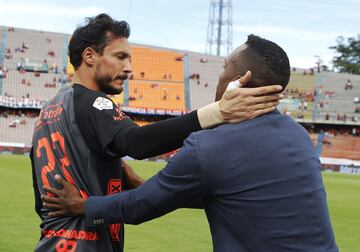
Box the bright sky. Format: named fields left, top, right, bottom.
left=1, top=0, right=359, bottom=68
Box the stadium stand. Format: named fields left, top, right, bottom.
left=321, top=134, right=360, bottom=160
left=277, top=70, right=317, bottom=120
left=314, top=72, right=360, bottom=123
left=127, top=46, right=186, bottom=111
left=131, top=47, right=184, bottom=82
left=1, top=26, right=68, bottom=100
left=128, top=80, right=185, bottom=110
left=0, top=114, right=37, bottom=144
left=188, top=53, right=224, bottom=110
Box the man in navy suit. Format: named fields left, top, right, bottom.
left=43, top=35, right=338, bottom=252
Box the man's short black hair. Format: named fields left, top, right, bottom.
left=68, top=13, right=130, bottom=69
left=235, top=34, right=290, bottom=89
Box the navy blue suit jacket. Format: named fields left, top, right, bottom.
left=86, top=110, right=338, bottom=252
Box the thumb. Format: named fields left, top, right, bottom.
left=239, top=71, right=251, bottom=87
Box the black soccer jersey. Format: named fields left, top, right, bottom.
left=31, top=84, right=202, bottom=251
left=31, top=84, right=132, bottom=251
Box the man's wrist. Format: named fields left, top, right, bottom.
left=74, top=198, right=86, bottom=215
left=197, top=102, right=223, bottom=129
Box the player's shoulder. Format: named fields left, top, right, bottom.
left=72, top=84, right=115, bottom=112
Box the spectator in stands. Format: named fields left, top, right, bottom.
left=345, top=79, right=353, bottom=90
left=22, top=42, right=29, bottom=50
left=162, top=89, right=168, bottom=100
left=48, top=50, right=55, bottom=57
left=354, top=97, right=359, bottom=104
left=324, top=101, right=329, bottom=109
left=140, top=72, right=145, bottom=78
left=342, top=114, right=347, bottom=122
left=16, top=62, right=22, bottom=71
left=303, top=101, right=308, bottom=110
left=352, top=128, right=357, bottom=136
left=204, top=82, right=208, bottom=87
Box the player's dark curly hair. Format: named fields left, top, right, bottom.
left=68, top=13, right=130, bottom=69
left=234, top=34, right=290, bottom=89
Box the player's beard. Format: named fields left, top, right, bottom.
left=95, top=65, right=124, bottom=95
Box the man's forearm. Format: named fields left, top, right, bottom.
left=116, top=111, right=202, bottom=159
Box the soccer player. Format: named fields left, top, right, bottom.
left=31, top=14, right=283, bottom=251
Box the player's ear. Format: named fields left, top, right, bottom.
left=82, top=47, right=96, bottom=67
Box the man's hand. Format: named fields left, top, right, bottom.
left=41, top=174, right=85, bottom=217
left=219, top=71, right=283, bottom=123
left=122, top=160, right=145, bottom=189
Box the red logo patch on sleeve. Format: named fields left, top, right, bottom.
left=107, top=179, right=122, bottom=195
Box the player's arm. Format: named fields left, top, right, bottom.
left=75, top=73, right=282, bottom=160
left=121, top=160, right=144, bottom=189
left=122, top=160, right=202, bottom=207
left=111, top=72, right=282, bottom=159
left=42, top=133, right=207, bottom=224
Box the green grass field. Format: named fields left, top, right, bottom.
left=0, top=155, right=359, bottom=251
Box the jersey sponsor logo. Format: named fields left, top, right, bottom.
left=42, top=229, right=99, bottom=241
left=35, top=102, right=64, bottom=131
left=113, top=108, right=128, bottom=121
left=92, top=97, right=113, bottom=111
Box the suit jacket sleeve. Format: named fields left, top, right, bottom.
left=85, top=132, right=208, bottom=226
